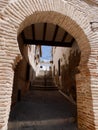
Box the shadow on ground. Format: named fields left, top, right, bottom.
left=8, top=90, right=78, bottom=130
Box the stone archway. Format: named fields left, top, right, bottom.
left=0, top=0, right=98, bottom=130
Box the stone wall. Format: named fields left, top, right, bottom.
left=0, top=0, right=98, bottom=130
left=52, top=42, right=81, bottom=102
left=12, top=59, right=34, bottom=106
left=11, top=34, right=36, bottom=107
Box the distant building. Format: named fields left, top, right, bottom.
left=40, top=60, right=52, bottom=71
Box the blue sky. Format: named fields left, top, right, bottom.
left=40, top=46, right=52, bottom=61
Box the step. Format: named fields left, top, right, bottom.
left=32, top=81, right=54, bottom=86
left=8, top=117, right=76, bottom=130
left=32, top=80, right=54, bottom=83
left=35, top=77, right=53, bottom=80
left=30, top=86, right=58, bottom=91
left=32, top=80, right=55, bottom=86
left=33, top=77, right=53, bottom=82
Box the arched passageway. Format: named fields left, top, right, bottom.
left=8, top=23, right=79, bottom=129
left=0, top=0, right=98, bottom=130
left=17, top=22, right=80, bottom=103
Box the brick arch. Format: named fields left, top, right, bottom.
left=17, top=11, right=91, bottom=66
left=0, top=0, right=98, bottom=130
left=3, top=0, right=92, bottom=66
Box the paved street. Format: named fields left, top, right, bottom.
left=8, top=90, right=77, bottom=130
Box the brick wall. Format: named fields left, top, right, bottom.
left=0, top=0, right=98, bottom=130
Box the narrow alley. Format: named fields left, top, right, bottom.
left=8, top=22, right=79, bottom=129
left=8, top=70, right=77, bottom=130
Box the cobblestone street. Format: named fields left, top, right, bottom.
left=8, top=90, right=77, bottom=130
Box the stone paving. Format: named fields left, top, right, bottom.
left=8, top=90, right=78, bottom=130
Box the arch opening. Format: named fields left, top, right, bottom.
left=9, top=11, right=93, bottom=130
left=8, top=22, right=80, bottom=130
left=17, top=22, right=80, bottom=103
left=8, top=16, right=91, bottom=129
